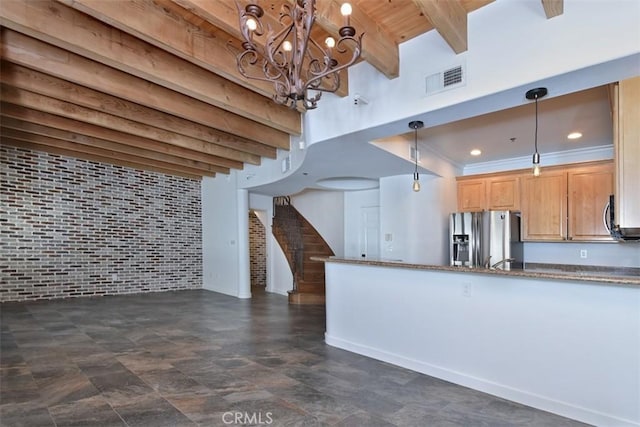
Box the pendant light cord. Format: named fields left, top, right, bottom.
left=414, top=129, right=418, bottom=174
left=534, top=95, right=539, bottom=154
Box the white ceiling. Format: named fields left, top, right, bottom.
left=249, top=84, right=614, bottom=195
left=412, top=84, right=613, bottom=167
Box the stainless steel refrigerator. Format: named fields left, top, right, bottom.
left=449, top=210, right=522, bottom=270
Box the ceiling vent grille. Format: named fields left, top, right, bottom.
left=426, top=64, right=465, bottom=95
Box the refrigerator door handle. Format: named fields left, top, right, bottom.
left=603, top=201, right=611, bottom=233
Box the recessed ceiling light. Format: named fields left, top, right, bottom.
left=470, top=149, right=482, bottom=156
left=567, top=132, right=582, bottom=140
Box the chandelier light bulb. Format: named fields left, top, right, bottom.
left=325, top=37, right=335, bottom=48
left=413, top=173, right=421, bottom=192
left=282, top=40, right=292, bottom=52
left=340, top=3, right=352, bottom=16
left=245, top=18, right=257, bottom=31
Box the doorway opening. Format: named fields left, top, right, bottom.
left=249, top=210, right=267, bottom=292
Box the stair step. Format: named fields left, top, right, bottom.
left=297, top=281, right=325, bottom=293
left=303, top=273, right=325, bottom=282
left=302, top=262, right=326, bottom=269
left=288, top=291, right=325, bottom=305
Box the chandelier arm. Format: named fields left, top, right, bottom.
left=306, top=37, right=335, bottom=74
left=302, top=34, right=363, bottom=93
left=262, top=25, right=294, bottom=70
left=237, top=50, right=286, bottom=84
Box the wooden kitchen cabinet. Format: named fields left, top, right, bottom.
left=521, top=170, right=567, bottom=241
left=457, top=179, right=485, bottom=212
left=459, top=161, right=613, bottom=242
left=456, top=173, right=521, bottom=211
left=611, top=77, right=640, bottom=233
left=486, top=175, right=520, bottom=210
left=520, top=161, right=614, bottom=241
left=568, top=163, right=614, bottom=241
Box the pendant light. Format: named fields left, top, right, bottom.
left=409, top=120, right=424, bottom=192
left=525, top=87, right=548, bottom=177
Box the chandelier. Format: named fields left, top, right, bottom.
left=235, top=1, right=363, bottom=110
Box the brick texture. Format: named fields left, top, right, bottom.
left=0, top=146, right=202, bottom=302
left=249, top=211, right=266, bottom=288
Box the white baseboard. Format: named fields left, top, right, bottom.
left=267, top=287, right=289, bottom=297
left=325, top=334, right=638, bottom=427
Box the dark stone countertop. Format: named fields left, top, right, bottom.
left=311, top=257, right=640, bottom=287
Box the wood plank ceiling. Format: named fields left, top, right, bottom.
left=0, top=0, right=560, bottom=180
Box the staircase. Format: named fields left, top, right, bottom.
left=272, top=196, right=334, bottom=305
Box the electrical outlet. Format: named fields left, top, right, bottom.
left=462, top=282, right=473, bottom=298
left=580, top=249, right=588, bottom=259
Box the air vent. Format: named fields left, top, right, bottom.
left=444, top=66, right=463, bottom=86
left=425, top=64, right=465, bottom=95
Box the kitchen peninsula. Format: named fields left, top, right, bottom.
left=316, top=256, right=640, bottom=427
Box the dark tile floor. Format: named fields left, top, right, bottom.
left=1, top=289, right=589, bottom=427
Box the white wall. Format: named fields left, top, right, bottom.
left=325, top=262, right=640, bottom=427
left=248, top=193, right=294, bottom=296
left=524, top=242, right=640, bottom=268
left=344, top=189, right=380, bottom=258
left=379, top=174, right=457, bottom=264
left=202, top=173, right=246, bottom=297
left=203, top=0, right=640, bottom=296
left=291, top=189, right=345, bottom=256
left=305, top=0, right=640, bottom=150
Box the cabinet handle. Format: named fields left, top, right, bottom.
left=603, top=201, right=611, bottom=233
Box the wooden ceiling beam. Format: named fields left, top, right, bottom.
left=0, top=29, right=291, bottom=150
left=59, top=0, right=284, bottom=100
left=1, top=127, right=216, bottom=177
left=0, top=62, right=277, bottom=160
left=0, top=85, right=247, bottom=170
left=314, top=0, right=399, bottom=79
left=1, top=138, right=204, bottom=180
left=1, top=117, right=225, bottom=175
left=541, top=0, right=563, bottom=18
left=413, top=0, right=468, bottom=54
left=0, top=103, right=230, bottom=174
left=0, top=0, right=301, bottom=135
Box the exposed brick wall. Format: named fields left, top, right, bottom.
left=249, top=211, right=266, bottom=288
left=0, top=146, right=202, bottom=302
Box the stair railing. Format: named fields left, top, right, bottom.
left=273, top=196, right=304, bottom=291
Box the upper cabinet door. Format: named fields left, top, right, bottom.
left=568, top=163, right=614, bottom=241
left=457, top=179, right=485, bottom=212
left=614, top=77, right=640, bottom=230
left=486, top=175, right=521, bottom=211
left=522, top=171, right=567, bottom=241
